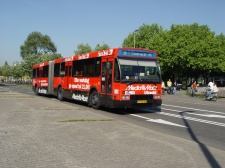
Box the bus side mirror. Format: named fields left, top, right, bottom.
left=106, top=62, right=111, bottom=70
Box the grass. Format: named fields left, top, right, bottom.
left=0, top=95, right=34, bottom=98
left=59, top=119, right=114, bottom=122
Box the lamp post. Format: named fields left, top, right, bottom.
left=133, top=29, right=138, bottom=48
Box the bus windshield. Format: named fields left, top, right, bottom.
left=118, top=59, right=161, bottom=84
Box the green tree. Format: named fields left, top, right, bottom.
left=21, top=54, right=39, bottom=77
left=11, top=63, right=23, bottom=79
left=93, top=43, right=110, bottom=51
left=0, top=66, right=2, bottom=76
left=1, top=62, right=12, bottom=77
left=19, top=32, right=60, bottom=77
left=122, top=23, right=225, bottom=85
left=214, top=33, right=225, bottom=73
left=39, top=53, right=62, bottom=63
left=147, top=23, right=225, bottom=84
left=19, top=53, right=60, bottom=77
left=74, top=43, right=92, bottom=55
left=122, top=23, right=163, bottom=48
left=20, top=31, right=57, bottom=59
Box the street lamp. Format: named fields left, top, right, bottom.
left=133, top=29, right=138, bottom=48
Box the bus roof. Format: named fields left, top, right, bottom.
left=32, top=48, right=158, bottom=67
left=70, top=47, right=157, bottom=61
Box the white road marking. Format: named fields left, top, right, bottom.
left=130, top=114, right=186, bottom=128
left=162, top=104, right=225, bottom=114
left=188, top=113, right=225, bottom=118
left=161, top=107, right=225, bottom=119
left=158, top=111, right=225, bottom=127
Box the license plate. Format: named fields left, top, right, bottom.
left=137, top=100, right=147, bottom=103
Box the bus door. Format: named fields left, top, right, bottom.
left=101, top=58, right=113, bottom=107
left=48, top=61, right=54, bottom=94
left=64, top=62, right=72, bottom=90
left=38, top=66, right=43, bottom=88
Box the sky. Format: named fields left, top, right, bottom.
left=0, top=0, right=225, bottom=66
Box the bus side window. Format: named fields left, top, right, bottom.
left=75, top=71, right=81, bottom=76
left=95, top=58, right=101, bottom=77
left=114, top=59, right=120, bottom=82
left=72, top=60, right=83, bottom=76
left=54, top=63, right=60, bottom=77
left=60, top=62, right=65, bottom=77
left=39, top=70, right=43, bottom=77
left=101, top=63, right=106, bottom=92
left=33, top=68, right=38, bottom=78
left=108, top=69, right=112, bottom=93
left=43, top=65, right=49, bottom=77
left=65, top=66, right=72, bottom=77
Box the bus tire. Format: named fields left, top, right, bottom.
left=35, top=86, right=39, bottom=95
left=91, top=90, right=100, bottom=109
left=87, top=94, right=92, bottom=107
left=57, top=87, right=64, bottom=101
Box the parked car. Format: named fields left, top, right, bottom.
left=214, top=78, right=225, bottom=87
left=176, top=83, right=183, bottom=91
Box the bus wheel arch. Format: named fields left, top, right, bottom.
left=88, top=87, right=97, bottom=107
left=91, top=90, right=100, bottom=109
left=57, top=86, right=64, bottom=101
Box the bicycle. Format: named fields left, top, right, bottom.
left=205, top=91, right=218, bottom=101
left=167, top=87, right=174, bottom=95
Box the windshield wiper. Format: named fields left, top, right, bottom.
left=126, top=78, right=142, bottom=85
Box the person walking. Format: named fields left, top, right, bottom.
left=167, top=79, right=172, bottom=94
left=173, top=81, right=177, bottom=94
left=191, top=81, right=197, bottom=97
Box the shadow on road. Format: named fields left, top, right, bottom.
left=100, top=106, right=161, bottom=115
left=180, top=111, right=221, bottom=168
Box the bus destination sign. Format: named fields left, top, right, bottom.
left=118, top=50, right=156, bottom=59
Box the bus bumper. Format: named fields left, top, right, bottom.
left=112, top=99, right=162, bottom=108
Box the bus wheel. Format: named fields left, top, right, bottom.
left=35, top=86, right=39, bottom=95
left=57, top=87, right=64, bottom=101
left=91, top=90, right=100, bottom=109
left=87, top=94, right=92, bottom=107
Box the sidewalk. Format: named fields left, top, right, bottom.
left=163, top=89, right=225, bottom=101
left=1, top=87, right=225, bottom=168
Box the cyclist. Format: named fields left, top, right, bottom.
left=167, top=79, right=173, bottom=94
left=207, top=80, right=214, bottom=99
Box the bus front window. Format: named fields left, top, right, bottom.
left=119, top=59, right=161, bottom=83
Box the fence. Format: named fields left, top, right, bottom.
left=187, top=87, right=225, bottom=98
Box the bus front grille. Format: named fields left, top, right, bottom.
left=130, top=95, right=153, bottom=100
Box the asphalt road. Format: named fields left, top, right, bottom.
left=1, top=84, right=225, bottom=168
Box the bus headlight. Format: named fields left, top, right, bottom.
left=154, top=95, right=161, bottom=99
left=122, top=95, right=130, bottom=100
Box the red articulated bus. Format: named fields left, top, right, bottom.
left=32, top=48, right=162, bottom=109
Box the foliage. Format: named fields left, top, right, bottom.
left=74, top=43, right=110, bottom=55
left=1, top=25, right=225, bottom=82
left=23, top=53, right=62, bottom=76
left=1, top=62, right=11, bottom=77
left=11, top=63, right=23, bottom=78
left=20, top=31, right=57, bottom=59
left=39, top=53, right=62, bottom=63
left=14, top=31, right=61, bottom=77
left=123, top=23, right=225, bottom=83
left=93, top=43, right=110, bottom=51
left=122, top=23, right=163, bottom=48
left=74, top=43, right=92, bottom=55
